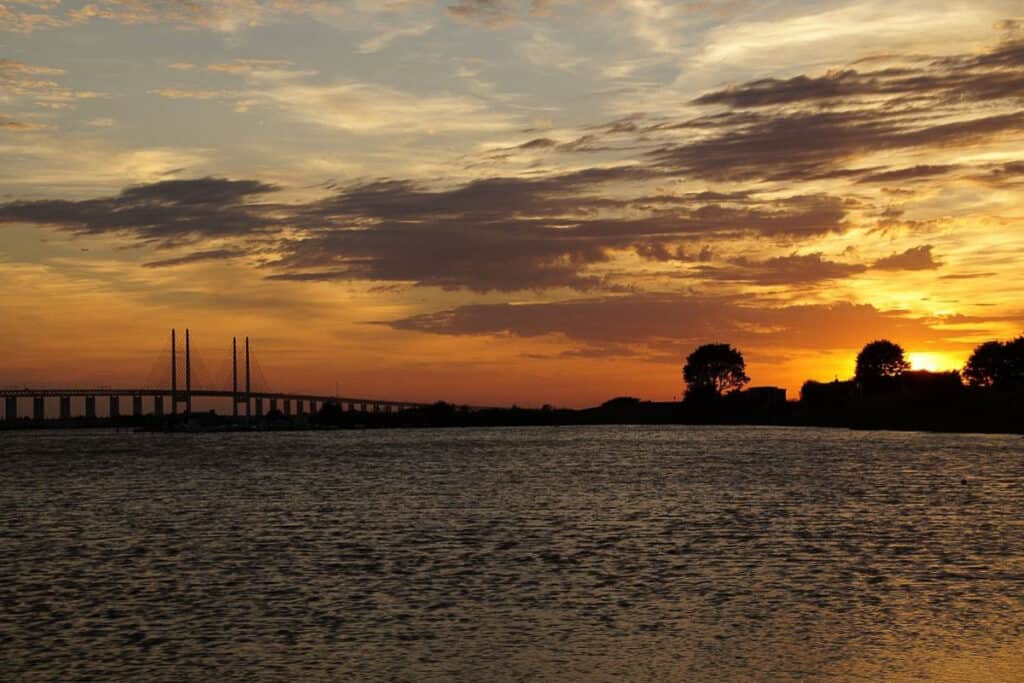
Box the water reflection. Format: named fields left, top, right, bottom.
left=1, top=426, right=1022, bottom=680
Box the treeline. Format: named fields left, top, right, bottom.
left=676, top=337, right=1023, bottom=433
left=795, top=337, right=1024, bottom=432
left=310, top=337, right=1024, bottom=434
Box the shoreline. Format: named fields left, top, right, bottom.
left=2, top=417, right=1021, bottom=437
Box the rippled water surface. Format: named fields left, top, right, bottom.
left=2, top=426, right=1023, bottom=681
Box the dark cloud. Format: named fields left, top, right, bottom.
left=558, top=40, right=1024, bottom=183
left=0, top=177, right=278, bottom=246
left=940, top=272, right=995, bottom=280
left=268, top=219, right=618, bottom=291
left=694, top=40, right=1024, bottom=109
left=388, top=294, right=986, bottom=351
left=695, top=253, right=867, bottom=285
left=858, top=164, right=960, bottom=184
left=518, top=137, right=558, bottom=149
left=649, top=109, right=1024, bottom=182
left=297, top=166, right=654, bottom=223
left=267, top=173, right=846, bottom=291
left=693, top=70, right=883, bottom=108
left=973, top=160, right=1024, bottom=185
left=5, top=39, right=1019, bottom=294
left=142, top=247, right=247, bottom=268
left=873, top=245, right=941, bottom=271
left=995, top=19, right=1021, bottom=35
left=255, top=41, right=1023, bottom=290
left=0, top=170, right=847, bottom=292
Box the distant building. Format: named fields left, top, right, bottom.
left=801, top=379, right=855, bottom=405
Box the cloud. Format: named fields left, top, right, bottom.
left=65, top=0, right=346, bottom=33
left=694, top=2, right=1012, bottom=70
left=695, top=253, right=867, bottom=285
left=387, top=293, right=988, bottom=351
left=148, top=87, right=236, bottom=100
left=150, top=60, right=520, bottom=135
left=205, top=59, right=295, bottom=73
left=355, top=21, right=433, bottom=53
left=0, top=1, right=65, bottom=32
left=142, top=247, right=247, bottom=268
left=557, top=38, right=1024, bottom=183
left=0, top=177, right=279, bottom=246
left=648, top=109, right=1024, bottom=182
left=693, top=39, right=1024, bottom=109
left=446, top=0, right=553, bottom=28
left=873, top=245, right=941, bottom=271
left=4, top=38, right=1021, bottom=296
left=0, top=117, right=48, bottom=132
left=0, top=59, right=64, bottom=76
left=263, top=171, right=846, bottom=291
left=257, top=80, right=518, bottom=134
left=857, top=165, right=960, bottom=184
left=0, top=58, right=102, bottom=110
left=0, top=168, right=851, bottom=292
left=4, top=0, right=579, bottom=33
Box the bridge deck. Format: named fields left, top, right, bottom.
left=0, top=388, right=430, bottom=407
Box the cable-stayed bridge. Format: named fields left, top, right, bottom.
left=1, top=329, right=431, bottom=422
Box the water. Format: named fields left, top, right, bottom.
left=1, top=426, right=1022, bottom=681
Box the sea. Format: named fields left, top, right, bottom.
left=1, top=426, right=1022, bottom=681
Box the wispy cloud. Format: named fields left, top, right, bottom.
left=0, top=58, right=102, bottom=109
left=149, top=59, right=520, bottom=135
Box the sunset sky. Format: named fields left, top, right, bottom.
left=1, top=1, right=1022, bottom=406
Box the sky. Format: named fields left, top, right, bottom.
left=1, top=0, right=1022, bottom=407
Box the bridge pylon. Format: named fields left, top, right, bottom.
left=170, top=328, right=193, bottom=416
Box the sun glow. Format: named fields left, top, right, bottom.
left=907, top=352, right=959, bottom=373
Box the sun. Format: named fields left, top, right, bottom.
left=907, top=352, right=954, bottom=373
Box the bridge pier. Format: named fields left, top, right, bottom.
left=133, top=395, right=143, bottom=417
left=283, top=399, right=291, bottom=417
left=269, top=397, right=278, bottom=413
left=33, top=397, right=44, bottom=421
left=309, top=400, right=317, bottom=414
left=6, top=397, right=18, bottom=421
left=60, top=396, right=71, bottom=420
left=85, top=396, right=96, bottom=419
left=153, top=395, right=163, bottom=416
left=255, top=398, right=263, bottom=418
left=109, top=395, right=119, bottom=419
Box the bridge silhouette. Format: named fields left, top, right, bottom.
left=1, top=329, right=433, bottom=423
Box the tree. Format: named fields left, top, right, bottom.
left=963, top=336, right=1024, bottom=389
left=683, top=343, right=750, bottom=401
left=855, top=340, right=909, bottom=389
left=964, top=340, right=1007, bottom=388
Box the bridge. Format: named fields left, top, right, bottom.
left=1, top=329, right=432, bottom=423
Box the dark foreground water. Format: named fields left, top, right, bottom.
left=1, top=427, right=1023, bottom=681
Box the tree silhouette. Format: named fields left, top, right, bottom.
left=855, top=339, right=909, bottom=390
left=1007, top=337, right=1024, bottom=386
left=964, top=336, right=1024, bottom=389
left=683, top=343, right=750, bottom=401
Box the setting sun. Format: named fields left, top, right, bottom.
left=907, top=352, right=961, bottom=373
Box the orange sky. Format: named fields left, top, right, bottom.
left=1, top=2, right=1022, bottom=406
